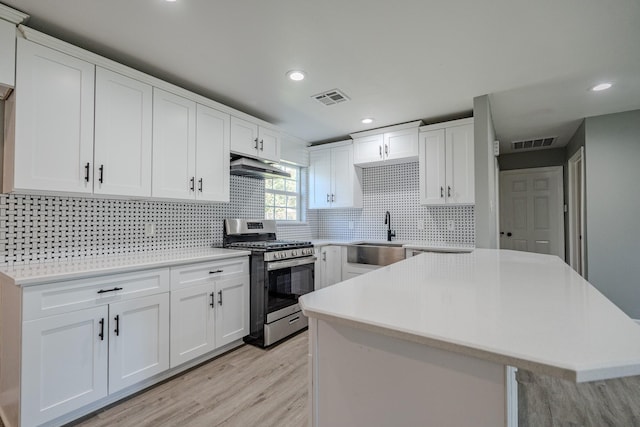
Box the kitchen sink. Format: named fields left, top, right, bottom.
left=347, top=243, right=406, bottom=266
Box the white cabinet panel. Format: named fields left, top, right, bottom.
left=170, top=283, right=216, bottom=368
left=0, top=18, right=15, bottom=95
left=12, top=38, right=95, bottom=194
left=94, top=67, right=152, bottom=197
left=308, top=142, right=362, bottom=209
left=108, top=293, right=170, bottom=393
left=230, top=116, right=259, bottom=157
left=419, top=121, right=474, bottom=205
left=22, top=306, right=108, bottom=427
left=353, top=134, right=384, bottom=165
left=152, top=88, right=197, bottom=200
left=215, top=275, right=249, bottom=348
left=316, top=246, right=343, bottom=289
left=352, top=124, right=420, bottom=167
left=258, top=126, right=280, bottom=162
left=196, top=104, right=230, bottom=202
left=385, top=128, right=419, bottom=162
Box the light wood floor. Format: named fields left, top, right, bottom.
left=1, top=330, right=637, bottom=427
left=72, top=332, right=308, bottom=427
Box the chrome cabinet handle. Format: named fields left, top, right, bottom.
left=331, top=194, right=335, bottom=202
left=97, top=287, right=123, bottom=294
left=379, top=145, right=382, bottom=158
left=440, top=187, right=444, bottom=198
left=84, top=162, right=90, bottom=182
left=326, top=194, right=330, bottom=203
left=99, top=318, right=104, bottom=341
left=447, top=186, right=451, bottom=197
left=209, top=292, right=215, bottom=308
left=260, top=139, right=264, bottom=151
left=254, top=138, right=259, bottom=149
left=190, top=177, right=195, bottom=191
left=322, top=252, right=327, bottom=261
left=114, top=315, right=120, bottom=336
left=198, top=178, right=203, bottom=192
left=209, top=269, right=224, bottom=274
left=218, top=290, right=223, bottom=306
left=384, top=144, right=389, bottom=156
left=99, top=165, right=104, bottom=184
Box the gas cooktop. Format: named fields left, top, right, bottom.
left=225, top=240, right=313, bottom=251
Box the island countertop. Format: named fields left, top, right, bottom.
left=299, top=248, right=640, bottom=382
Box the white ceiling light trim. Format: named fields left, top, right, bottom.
left=286, top=70, right=306, bottom=81
left=591, top=82, right=612, bottom=92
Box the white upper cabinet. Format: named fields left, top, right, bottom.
left=6, top=38, right=95, bottom=194
left=308, top=141, right=362, bottom=209
left=230, top=116, right=280, bottom=162
left=419, top=119, right=474, bottom=205
left=94, top=67, right=153, bottom=197
left=352, top=121, right=421, bottom=167
left=196, top=104, right=230, bottom=202
left=152, top=88, right=197, bottom=200
left=0, top=18, right=16, bottom=97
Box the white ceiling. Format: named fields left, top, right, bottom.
left=3, top=0, right=640, bottom=146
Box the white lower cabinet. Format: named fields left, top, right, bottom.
left=315, top=246, right=343, bottom=289
left=169, top=257, right=249, bottom=368
left=21, top=306, right=109, bottom=427
left=108, top=293, right=170, bottom=393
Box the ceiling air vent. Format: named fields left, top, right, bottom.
left=312, top=89, right=350, bottom=106
left=511, top=137, right=556, bottom=151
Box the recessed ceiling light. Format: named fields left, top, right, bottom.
left=591, top=83, right=612, bottom=92
left=165, top=0, right=177, bottom=2
left=286, top=70, right=306, bottom=81
left=361, top=118, right=374, bottom=124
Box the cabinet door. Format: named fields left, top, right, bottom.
left=230, top=116, right=259, bottom=158
left=109, top=293, right=170, bottom=393
left=258, top=126, right=280, bottom=162
left=309, top=150, right=332, bottom=209
left=215, top=275, right=249, bottom=348
left=385, top=128, right=418, bottom=162
left=22, top=306, right=108, bottom=427
left=353, top=134, right=384, bottom=166
left=94, top=67, right=152, bottom=197
left=195, top=104, right=230, bottom=202
left=0, top=18, right=15, bottom=92
left=314, top=247, right=326, bottom=290
left=152, top=88, right=196, bottom=200
left=419, top=129, right=446, bottom=205
left=324, top=246, right=343, bottom=287
left=331, top=145, right=356, bottom=208
left=170, top=283, right=216, bottom=368
left=445, top=124, right=475, bottom=204
left=14, top=38, right=95, bottom=194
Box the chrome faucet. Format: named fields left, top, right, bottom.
left=385, top=211, right=396, bottom=242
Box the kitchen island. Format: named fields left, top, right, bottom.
left=299, top=249, right=640, bottom=427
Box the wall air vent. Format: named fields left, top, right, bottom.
left=511, top=137, right=556, bottom=151
left=312, top=89, right=350, bottom=106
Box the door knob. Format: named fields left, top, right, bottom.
left=507, top=232, right=512, bottom=237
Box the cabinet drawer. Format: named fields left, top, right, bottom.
left=170, top=257, right=249, bottom=291
left=23, top=268, right=170, bottom=321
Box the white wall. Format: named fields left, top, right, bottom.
left=584, top=109, right=640, bottom=318
left=473, top=95, right=499, bottom=248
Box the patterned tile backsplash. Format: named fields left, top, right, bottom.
left=315, top=162, right=475, bottom=246
left=0, top=160, right=474, bottom=266
left=0, top=176, right=265, bottom=265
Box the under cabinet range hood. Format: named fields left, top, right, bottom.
left=229, top=157, right=290, bottom=179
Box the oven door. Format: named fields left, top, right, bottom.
left=266, top=256, right=315, bottom=322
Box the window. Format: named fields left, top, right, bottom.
left=265, top=164, right=300, bottom=221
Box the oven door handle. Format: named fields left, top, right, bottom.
left=267, top=257, right=317, bottom=271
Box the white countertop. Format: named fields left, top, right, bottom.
left=311, top=239, right=474, bottom=252
left=300, top=249, right=640, bottom=382
left=0, top=247, right=251, bottom=286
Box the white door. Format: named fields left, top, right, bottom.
left=230, top=116, right=259, bottom=158
left=22, top=306, right=108, bottom=427
left=309, top=150, right=332, bottom=209
left=94, top=67, right=152, bottom=197
left=500, top=167, right=565, bottom=259
left=324, top=246, right=343, bottom=287
left=14, top=38, right=95, bottom=194
left=258, top=126, right=280, bottom=162
left=385, top=129, right=418, bottom=161
left=419, top=129, right=446, bottom=205
left=170, top=283, right=216, bottom=368
left=108, top=293, right=170, bottom=393
left=331, top=145, right=355, bottom=208
left=353, top=134, right=384, bottom=165
left=152, top=88, right=196, bottom=200
left=215, top=275, right=249, bottom=348
left=445, top=124, right=475, bottom=204
left=195, top=104, right=230, bottom=202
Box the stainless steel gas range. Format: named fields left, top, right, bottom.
left=223, top=219, right=315, bottom=347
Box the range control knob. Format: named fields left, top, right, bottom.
left=292, top=250, right=298, bottom=257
